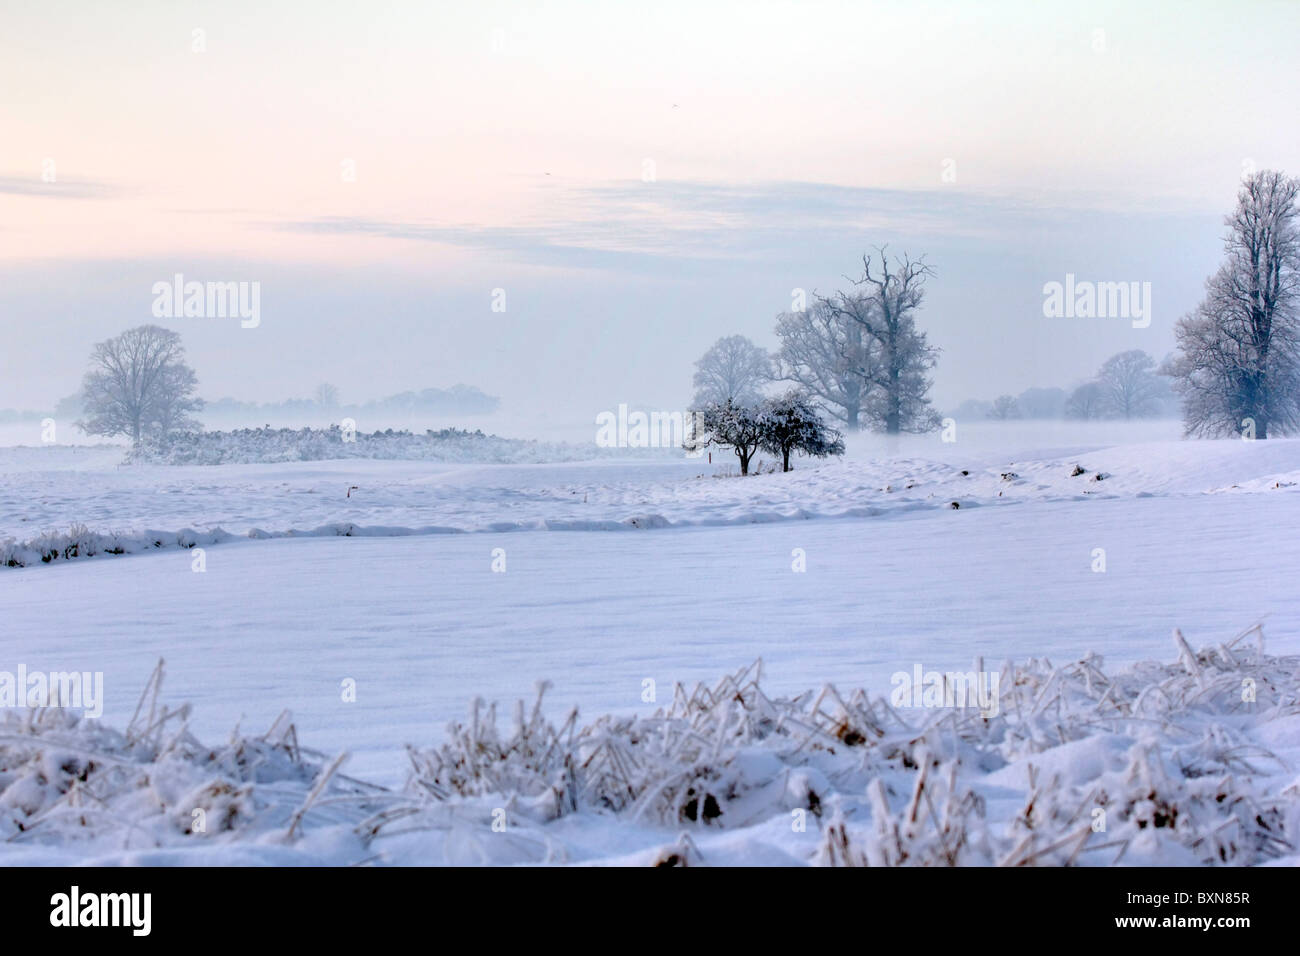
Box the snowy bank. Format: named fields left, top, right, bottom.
left=7, top=438, right=1300, bottom=569
left=2, top=628, right=1296, bottom=866
left=122, top=425, right=671, bottom=466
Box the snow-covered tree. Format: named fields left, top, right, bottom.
left=691, top=335, right=772, bottom=408
left=757, top=391, right=846, bottom=472
left=1064, top=381, right=1105, bottom=419
left=818, top=248, right=941, bottom=434
left=147, top=361, right=202, bottom=436
left=697, top=399, right=765, bottom=475
left=1096, top=350, right=1162, bottom=419
left=987, top=395, right=1021, bottom=420
left=772, top=302, right=873, bottom=430
left=78, top=325, right=203, bottom=442
left=314, top=383, right=340, bottom=408
left=1165, top=170, right=1300, bottom=438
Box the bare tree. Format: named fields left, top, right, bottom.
left=1096, top=350, right=1162, bottom=419
left=819, top=248, right=941, bottom=434
left=314, top=383, right=340, bottom=408
left=78, top=325, right=203, bottom=441
left=1165, top=170, right=1300, bottom=438
left=987, top=395, right=1021, bottom=420
left=147, top=361, right=202, bottom=435
left=773, top=301, right=874, bottom=431
left=1065, top=382, right=1105, bottom=419
left=691, top=335, right=772, bottom=408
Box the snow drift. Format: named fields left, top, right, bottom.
left=2, top=627, right=1295, bottom=866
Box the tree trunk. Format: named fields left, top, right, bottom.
left=782, top=448, right=791, bottom=472
left=886, top=349, right=901, bottom=434
left=885, top=398, right=900, bottom=434
left=886, top=320, right=902, bottom=434
left=1247, top=367, right=1268, bottom=438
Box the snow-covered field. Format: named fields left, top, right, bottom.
left=0, top=421, right=1288, bottom=551
left=2, top=425, right=1298, bottom=865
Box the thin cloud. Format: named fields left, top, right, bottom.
left=271, top=179, right=1206, bottom=275
left=272, top=181, right=1004, bottom=268
left=0, top=176, right=118, bottom=200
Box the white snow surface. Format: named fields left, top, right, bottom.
left=1, top=430, right=1299, bottom=865
left=5, top=434, right=1300, bottom=562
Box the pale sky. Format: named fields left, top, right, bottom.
left=3, top=0, right=1299, bottom=423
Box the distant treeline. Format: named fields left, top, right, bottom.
left=203, top=384, right=500, bottom=420
left=949, top=350, right=1180, bottom=421
left=19, top=383, right=501, bottom=427
left=948, top=385, right=1178, bottom=422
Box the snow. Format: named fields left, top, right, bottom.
left=122, top=425, right=660, bottom=466
left=1, top=630, right=1296, bottom=867
left=7, top=432, right=1300, bottom=563
left=1, top=427, right=1298, bottom=865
